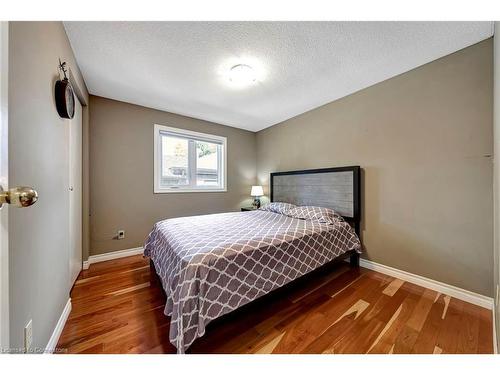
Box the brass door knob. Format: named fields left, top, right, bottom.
left=0, top=186, right=38, bottom=208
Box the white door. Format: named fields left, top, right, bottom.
left=0, top=21, right=10, bottom=351
left=0, top=22, right=38, bottom=351
left=69, top=99, right=82, bottom=287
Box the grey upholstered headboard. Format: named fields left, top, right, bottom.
left=270, top=166, right=361, bottom=232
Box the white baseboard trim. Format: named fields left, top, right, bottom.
left=83, top=247, right=144, bottom=270
left=358, top=258, right=494, bottom=310
left=45, top=298, right=71, bottom=354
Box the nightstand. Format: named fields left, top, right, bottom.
left=241, top=207, right=257, bottom=212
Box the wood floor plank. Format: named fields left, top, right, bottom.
left=435, top=298, right=465, bottom=354
left=382, top=279, right=405, bottom=297
left=455, top=302, right=481, bottom=354
left=56, top=255, right=494, bottom=354
left=411, top=293, right=447, bottom=354
left=301, top=309, right=365, bottom=353
left=334, top=317, right=386, bottom=354
left=367, top=296, right=418, bottom=354
left=405, top=288, right=438, bottom=332
left=477, top=307, right=494, bottom=354
left=392, top=325, right=420, bottom=354
left=288, top=266, right=349, bottom=303
left=305, top=275, right=399, bottom=354
left=272, top=273, right=388, bottom=353
left=367, top=304, right=403, bottom=353
left=255, top=332, right=286, bottom=354
left=238, top=329, right=284, bottom=354
left=332, top=284, right=410, bottom=354
left=433, top=346, right=443, bottom=354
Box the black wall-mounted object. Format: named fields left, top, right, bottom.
left=54, top=60, right=75, bottom=119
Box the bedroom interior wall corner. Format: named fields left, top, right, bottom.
left=256, top=38, right=494, bottom=297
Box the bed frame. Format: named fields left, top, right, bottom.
left=150, top=165, right=362, bottom=290
left=148, top=166, right=362, bottom=353
left=270, top=165, right=361, bottom=267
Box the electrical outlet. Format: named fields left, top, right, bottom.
left=117, top=230, right=125, bottom=240
left=24, top=319, right=33, bottom=353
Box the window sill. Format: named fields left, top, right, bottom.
left=154, top=188, right=227, bottom=194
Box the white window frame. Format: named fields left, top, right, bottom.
left=154, top=124, right=227, bottom=193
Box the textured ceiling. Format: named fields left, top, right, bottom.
left=64, top=22, right=493, bottom=132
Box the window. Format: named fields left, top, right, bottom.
left=154, top=124, right=227, bottom=193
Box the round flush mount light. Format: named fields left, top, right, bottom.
left=228, top=64, right=257, bottom=86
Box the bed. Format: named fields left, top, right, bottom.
left=144, top=166, right=362, bottom=353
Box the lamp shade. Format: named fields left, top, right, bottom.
left=250, top=185, right=264, bottom=197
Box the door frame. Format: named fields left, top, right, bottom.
left=0, top=21, right=9, bottom=350
left=67, top=66, right=87, bottom=287
left=68, top=97, right=83, bottom=288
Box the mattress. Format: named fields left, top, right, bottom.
left=144, top=210, right=361, bottom=353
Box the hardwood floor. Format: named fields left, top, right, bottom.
left=57, top=255, right=494, bottom=354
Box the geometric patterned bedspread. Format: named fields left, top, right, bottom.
left=143, top=210, right=361, bottom=353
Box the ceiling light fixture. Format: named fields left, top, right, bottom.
left=228, top=64, right=257, bottom=86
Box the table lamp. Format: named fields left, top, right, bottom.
left=250, top=185, right=264, bottom=209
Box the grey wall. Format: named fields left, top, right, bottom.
left=493, top=25, right=500, bottom=349
left=256, top=39, right=494, bottom=297
left=89, top=96, right=256, bottom=256
left=8, top=22, right=89, bottom=350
